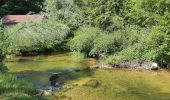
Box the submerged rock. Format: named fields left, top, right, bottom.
left=74, top=69, right=81, bottom=72
left=49, top=72, right=62, bottom=81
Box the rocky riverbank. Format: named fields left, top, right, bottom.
left=89, top=60, right=160, bottom=70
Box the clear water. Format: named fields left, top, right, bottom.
left=5, top=53, right=170, bottom=100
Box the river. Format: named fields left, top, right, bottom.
left=5, top=53, right=170, bottom=100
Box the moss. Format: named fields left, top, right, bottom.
left=82, top=79, right=99, bottom=88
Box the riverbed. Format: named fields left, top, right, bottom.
left=5, top=53, right=170, bottom=100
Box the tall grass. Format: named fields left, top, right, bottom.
left=0, top=73, right=39, bottom=100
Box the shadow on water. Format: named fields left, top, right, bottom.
left=11, top=69, right=94, bottom=90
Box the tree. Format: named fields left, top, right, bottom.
left=0, top=0, right=44, bottom=17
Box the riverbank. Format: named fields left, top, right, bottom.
left=0, top=72, right=39, bottom=100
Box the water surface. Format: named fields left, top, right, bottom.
left=5, top=53, right=170, bottom=100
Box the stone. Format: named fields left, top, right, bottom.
left=49, top=72, right=62, bottom=81
left=42, top=90, right=52, bottom=96
left=151, top=63, right=159, bottom=70
left=74, top=69, right=81, bottom=72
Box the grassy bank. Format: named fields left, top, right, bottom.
left=0, top=72, right=39, bottom=100
left=0, top=63, right=39, bottom=100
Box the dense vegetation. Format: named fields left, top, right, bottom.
left=0, top=24, right=39, bottom=100
left=3, top=20, right=70, bottom=55
left=0, top=0, right=44, bottom=16
left=0, top=0, right=169, bottom=67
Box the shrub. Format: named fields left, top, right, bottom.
left=90, top=32, right=123, bottom=55
left=68, top=27, right=101, bottom=53
left=107, top=25, right=170, bottom=66
left=3, top=20, right=70, bottom=54
left=45, top=0, right=84, bottom=31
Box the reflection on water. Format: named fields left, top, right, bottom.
left=5, top=53, right=98, bottom=88
left=5, top=53, right=170, bottom=100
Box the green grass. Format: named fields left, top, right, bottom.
left=0, top=73, right=39, bottom=100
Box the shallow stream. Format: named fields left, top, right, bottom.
left=5, top=53, right=170, bottom=100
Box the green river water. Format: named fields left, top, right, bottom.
left=5, top=53, right=170, bottom=100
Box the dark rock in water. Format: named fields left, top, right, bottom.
left=74, top=69, right=81, bottom=72
left=49, top=72, right=62, bottom=81
left=50, top=81, right=61, bottom=87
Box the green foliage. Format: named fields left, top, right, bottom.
left=107, top=55, right=120, bottom=65
left=0, top=63, right=8, bottom=72
left=90, top=33, right=123, bottom=55
left=0, top=0, right=44, bottom=16
left=0, top=0, right=169, bottom=66
left=106, top=25, right=170, bottom=65
left=123, top=0, right=170, bottom=27
left=0, top=73, right=39, bottom=100
left=68, top=27, right=100, bottom=53
left=0, top=22, right=5, bottom=61
left=82, top=0, right=125, bottom=32
left=44, top=0, right=83, bottom=31
left=3, top=20, right=70, bottom=54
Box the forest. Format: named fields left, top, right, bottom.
left=0, top=0, right=170, bottom=100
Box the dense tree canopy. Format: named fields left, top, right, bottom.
left=0, top=0, right=44, bottom=17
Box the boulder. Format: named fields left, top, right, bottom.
left=151, top=63, right=159, bottom=70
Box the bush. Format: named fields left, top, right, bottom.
left=3, top=20, right=70, bottom=55
left=68, top=27, right=101, bottom=53
left=45, top=0, right=84, bottom=31
left=106, top=25, right=170, bottom=66
left=90, top=32, right=123, bottom=55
